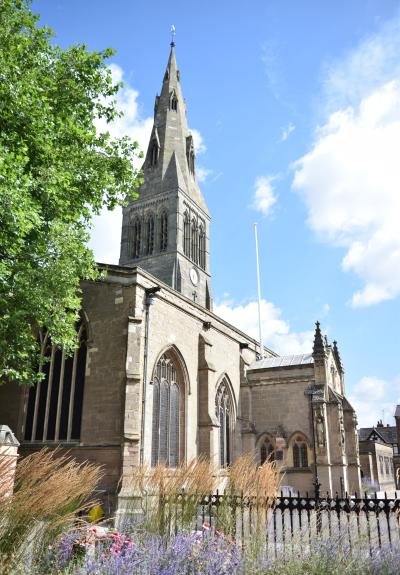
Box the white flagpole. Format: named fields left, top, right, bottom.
left=254, top=223, right=264, bottom=359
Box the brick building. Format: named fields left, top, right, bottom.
left=359, top=409, right=400, bottom=491
left=0, top=42, right=361, bottom=510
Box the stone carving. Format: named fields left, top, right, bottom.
left=353, top=413, right=359, bottom=450
left=315, top=406, right=325, bottom=448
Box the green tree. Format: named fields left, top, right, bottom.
left=0, top=0, right=142, bottom=385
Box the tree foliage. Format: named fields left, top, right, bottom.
left=0, top=0, right=142, bottom=385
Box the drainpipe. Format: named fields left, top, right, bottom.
left=305, top=385, right=321, bottom=499
left=139, top=286, right=160, bottom=465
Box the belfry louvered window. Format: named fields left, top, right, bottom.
left=151, top=353, right=182, bottom=467
left=215, top=379, right=234, bottom=467
left=146, top=215, right=155, bottom=255
left=191, top=218, right=198, bottom=264
left=160, top=212, right=168, bottom=251
left=293, top=437, right=308, bottom=468
left=133, top=219, right=141, bottom=259
left=24, top=324, right=87, bottom=442
left=199, top=225, right=205, bottom=270
left=183, top=212, right=190, bottom=257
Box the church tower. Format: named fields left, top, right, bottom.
left=119, top=41, right=212, bottom=309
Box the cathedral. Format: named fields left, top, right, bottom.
left=0, top=42, right=361, bottom=512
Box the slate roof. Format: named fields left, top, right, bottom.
left=358, top=426, right=398, bottom=445
left=249, top=353, right=313, bottom=371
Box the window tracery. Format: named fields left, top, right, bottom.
left=146, top=215, right=155, bottom=255
left=191, top=217, right=198, bottom=264
left=183, top=212, right=190, bottom=257
left=133, top=218, right=141, bottom=259
left=292, top=435, right=309, bottom=468
left=198, top=225, right=205, bottom=270
left=24, top=324, right=87, bottom=442
left=260, top=437, right=275, bottom=464
left=160, top=212, right=168, bottom=251
left=151, top=353, right=182, bottom=467
left=215, top=378, right=234, bottom=467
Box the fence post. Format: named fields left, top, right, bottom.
left=314, top=476, right=322, bottom=534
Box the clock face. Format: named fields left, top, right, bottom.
left=190, top=267, right=199, bottom=286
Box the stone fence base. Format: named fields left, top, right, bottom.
left=0, top=425, right=20, bottom=499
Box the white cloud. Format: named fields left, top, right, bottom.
left=280, top=122, right=295, bottom=142
left=214, top=298, right=313, bottom=356
left=322, top=17, right=400, bottom=114
left=293, top=17, right=400, bottom=306
left=252, top=176, right=277, bottom=216
left=293, top=80, right=400, bottom=306
left=88, top=206, right=122, bottom=265
left=190, top=128, right=206, bottom=155
left=349, top=376, right=400, bottom=428
left=89, top=64, right=153, bottom=264
left=95, top=64, right=153, bottom=169
left=196, top=166, right=212, bottom=183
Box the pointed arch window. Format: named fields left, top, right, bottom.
left=189, top=149, right=195, bottom=175
left=183, top=212, right=190, bottom=257
left=198, top=225, right=205, bottom=270
left=260, top=437, right=275, bottom=465
left=191, top=218, right=198, bottom=264
left=127, top=224, right=134, bottom=260
left=146, top=215, right=155, bottom=255
left=160, top=212, right=168, bottom=252
left=151, top=353, right=183, bottom=467
left=170, top=90, right=178, bottom=111
left=133, top=218, right=141, bottom=259
left=24, top=324, right=87, bottom=442
left=186, top=135, right=195, bottom=176
left=149, top=139, right=159, bottom=167
left=215, top=379, right=234, bottom=467
left=292, top=435, right=309, bottom=468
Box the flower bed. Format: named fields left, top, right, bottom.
left=44, top=524, right=400, bottom=575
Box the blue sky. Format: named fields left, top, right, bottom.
left=32, top=0, right=400, bottom=426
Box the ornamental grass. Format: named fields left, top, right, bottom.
left=0, top=448, right=102, bottom=575
left=123, top=453, right=280, bottom=538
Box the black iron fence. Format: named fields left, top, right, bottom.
left=149, top=491, right=400, bottom=557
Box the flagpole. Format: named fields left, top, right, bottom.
left=254, top=223, right=264, bottom=359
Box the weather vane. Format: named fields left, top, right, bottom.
left=170, top=25, right=176, bottom=47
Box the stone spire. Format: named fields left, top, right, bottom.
left=332, top=340, right=344, bottom=374
left=119, top=41, right=212, bottom=309
left=312, top=321, right=326, bottom=357
left=140, top=42, right=208, bottom=214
